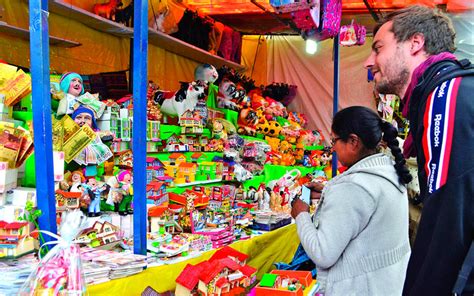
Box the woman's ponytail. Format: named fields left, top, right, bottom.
left=381, top=120, right=412, bottom=185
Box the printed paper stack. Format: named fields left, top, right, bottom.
left=92, top=252, right=147, bottom=279
left=0, top=254, right=37, bottom=295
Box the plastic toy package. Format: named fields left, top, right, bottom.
left=19, top=210, right=88, bottom=296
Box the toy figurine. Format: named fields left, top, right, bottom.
left=256, top=183, right=267, bottom=210
left=117, top=170, right=133, bottom=215
left=152, top=81, right=206, bottom=123
left=57, top=72, right=84, bottom=116
left=263, top=187, right=271, bottom=211
left=93, top=0, right=122, bottom=20
left=82, top=177, right=109, bottom=217
left=247, top=186, right=257, bottom=203
left=105, top=175, right=122, bottom=212
left=194, top=64, right=218, bottom=84
left=70, top=170, right=86, bottom=192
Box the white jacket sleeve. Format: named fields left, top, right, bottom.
left=295, top=182, right=376, bottom=269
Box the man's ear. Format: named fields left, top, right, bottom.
left=410, top=33, right=426, bottom=55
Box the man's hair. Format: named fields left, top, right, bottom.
left=374, top=5, right=456, bottom=55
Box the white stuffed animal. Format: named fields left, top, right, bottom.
left=153, top=81, right=206, bottom=123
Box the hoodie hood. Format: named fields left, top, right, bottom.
left=335, top=153, right=405, bottom=193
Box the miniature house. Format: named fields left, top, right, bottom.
left=118, top=117, right=132, bottom=141
left=146, top=157, right=165, bottom=183
left=190, top=152, right=207, bottom=163
left=55, top=190, right=81, bottom=211
left=147, top=120, right=160, bottom=142
left=78, top=221, right=120, bottom=248
left=176, top=162, right=198, bottom=184
left=180, top=109, right=203, bottom=134
left=115, top=149, right=133, bottom=168
left=175, top=246, right=257, bottom=296
left=0, top=221, right=34, bottom=258
left=146, top=180, right=168, bottom=206
left=165, top=135, right=189, bottom=152
left=168, top=153, right=187, bottom=166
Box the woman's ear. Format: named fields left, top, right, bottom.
left=348, top=134, right=362, bottom=151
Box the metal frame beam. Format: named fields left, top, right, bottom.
left=29, top=0, right=57, bottom=238
left=132, top=0, right=148, bottom=255
left=332, top=34, right=340, bottom=178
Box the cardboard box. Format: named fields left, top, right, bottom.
left=0, top=162, right=18, bottom=193
left=6, top=187, right=36, bottom=207
left=53, top=151, right=65, bottom=181
left=0, top=205, right=25, bottom=222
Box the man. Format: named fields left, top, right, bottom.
left=364, top=5, right=474, bottom=295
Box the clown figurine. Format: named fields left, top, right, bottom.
left=117, top=170, right=133, bottom=216
left=57, top=72, right=84, bottom=116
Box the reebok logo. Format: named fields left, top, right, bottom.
left=433, top=114, right=442, bottom=147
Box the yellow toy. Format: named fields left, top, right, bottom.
left=265, top=136, right=281, bottom=152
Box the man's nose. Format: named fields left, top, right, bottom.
left=364, top=52, right=375, bottom=69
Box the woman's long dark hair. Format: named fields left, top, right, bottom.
left=332, top=106, right=412, bottom=185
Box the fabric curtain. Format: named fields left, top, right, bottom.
left=265, top=35, right=375, bottom=143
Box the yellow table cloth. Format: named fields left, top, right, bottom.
left=87, top=224, right=299, bottom=295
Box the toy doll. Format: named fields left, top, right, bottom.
left=71, top=106, right=113, bottom=170
left=70, top=170, right=86, bottom=192
left=82, top=177, right=109, bottom=217
left=117, top=170, right=133, bottom=216
left=57, top=72, right=84, bottom=116
left=105, top=175, right=123, bottom=212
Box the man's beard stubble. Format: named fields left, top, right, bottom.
left=376, top=69, right=410, bottom=97
left=375, top=48, right=411, bottom=97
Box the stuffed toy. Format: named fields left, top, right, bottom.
left=237, top=107, right=258, bottom=136
left=217, top=79, right=246, bottom=111
left=194, top=64, right=218, bottom=84
left=211, top=118, right=236, bottom=140
left=265, top=136, right=281, bottom=152
left=152, top=81, right=206, bottom=122
left=150, top=3, right=178, bottom=34
left=93, top=0, right=122, bottom=20
left=115, top=0, right=133, bottom=27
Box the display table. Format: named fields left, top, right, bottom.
left=87, top=224, right=300, bottom=295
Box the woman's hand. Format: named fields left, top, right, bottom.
left=291, top=198, right=309, bottom=219
left=305, top=182, right=324, bottom=200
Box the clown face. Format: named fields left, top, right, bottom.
left=68, top=77, right=83, bottom=97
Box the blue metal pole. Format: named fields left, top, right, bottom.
left=29, top=0, right=57, bottom=238
left=132, top=0, right=148, bottom=255
left=332, top=34, right=339, bottom=178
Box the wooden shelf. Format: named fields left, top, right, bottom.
left=48, top=0, right=133, bottom=38
left=148, top=28, right=245, bottom=70
left=48, top=0, right=245, bottom=70
left=0, top=21, right=81, bottom=47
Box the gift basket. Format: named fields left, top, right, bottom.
left=19, top=210, right=88, bottom=296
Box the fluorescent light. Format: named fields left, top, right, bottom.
left=306, top=39, right=318, bottom=54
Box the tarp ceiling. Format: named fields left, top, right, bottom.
left=183, top=0, right=472, bottom=14
left=182, top=0, right=473, bottom=34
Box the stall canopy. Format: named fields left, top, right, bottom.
left=182, top=0, right=474, bottom=34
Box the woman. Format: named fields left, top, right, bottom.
left=291, top=106, right=412, bottom=295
